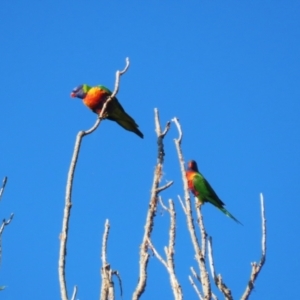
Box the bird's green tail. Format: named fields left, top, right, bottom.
left=107, top=102, right=144, bottom=138
left=219, top=207, right=243, bottom=225
left=115, top=119, right=144, bottom=138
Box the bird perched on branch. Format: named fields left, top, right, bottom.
left=71, top=84, right=144, bottom=138
left=186, top=160, right=242, bottom=224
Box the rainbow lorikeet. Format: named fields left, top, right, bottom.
left=186, top=160, right=242, bottom=224
left=71, top=84, right=144, bottom=138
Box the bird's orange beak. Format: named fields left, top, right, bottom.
left=70, top=92, right=76, bottom=98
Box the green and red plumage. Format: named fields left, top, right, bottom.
left=71, top=84, right=143, bottom=138
left=186, top=160, right=242, bottom=224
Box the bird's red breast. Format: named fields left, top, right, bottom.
left=186, top=171, right=199, bottom=197
left=83, top=87, right=109, bottom=113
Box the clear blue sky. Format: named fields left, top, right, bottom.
left=1, top=1, right=299, bottom=299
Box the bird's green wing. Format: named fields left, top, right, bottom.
left=193, top=173, right=224, bottom=207
left=97, top=85, right=112, bottom=95
left=96, top=86, right=129, bottom=116
left=194, top=173, right=242, bottom=224
left=106, top=98, right=144, bottom=138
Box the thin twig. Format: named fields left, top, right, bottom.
left=112, top=271, right=123, bottom=298
left=156, top=181, right=173, bottom=193
left=191, top=266, right=201, bottom=284
left=161, top=121, right=171, bottom=137
left=0, top=177, right=7, bottom=201
left=207, top=237, right=233, bottom=300
left=207, top=237, right=216, bottom=280
left=172, top=117, right=211, bottom=300
left=212, top=293, right=218, bottom=300
left=132, top=109, right=172, bottom=300
left=0, top=177, right=13, bottom=267
left=177, top=195, right=187, bottom=214
left=0, top=213, right=14, bottom=266
left=98, top=57, right=130, bottom=121
left=147, top=200, right=183, bottom=300
left=70, top=286, right=78, bottom=300
left=58, top=58, right=130, bottom=300
left=0, top=214, right=14, bottom=236
left=241, top=193, right=267, bottom=300
left=147, top=238, right=168, bottom=268
left=189, top=275, right=203, bottom=300
left=159, top=196, right=169, bottom=211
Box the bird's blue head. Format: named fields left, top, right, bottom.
left=188, top=160, right=199, bottom=172
left=70, top=84, right=88, bottom=99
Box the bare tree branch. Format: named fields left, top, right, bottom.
left=147, top=199, right=183, bottom=300
left=98, top=57, right=130, bottom=121
left=112, top=271, right=123, bottom=299
left=158, top=196, right=169, bottom=211
left=207, top=237, right=233, bottom=300
left=172, top=117, right=211, bottom=300
left=132, top=109, right=172, bottom=300
left=58, top=58, right=130, bottom=300
left=100, top=220, right=115, bottom=300
left=190, top=266, right=222, bottom=300
left=165, top=200, right=183, bottom=300
left=241, top=193, right=267, bottom=300
left=207, top=237, right=216, bottom=281
left=0, top=177, right=14, bottom=267
left=156, top=181, right=173, bottom=193
left=0, top=213, right=14, bottom=265
left=190, top=266, right=201, bottom=285
left=70, top=286, right=77, bottom=300
left=0, top=214, right=14, bottom=236
left=211, top=292, right=218, bottom=300
left=195, top=205, right=208, bottom=259
left=0, top=177, right=7, bottom=201
left=147, top=238, right=168, bottom=269
left=189, top=275, right=203, bottom=300
left=99, top=220, right=122, bottom=300
left=177, top=196, right=187, bottom=215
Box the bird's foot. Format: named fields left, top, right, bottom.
left=99, top=111, right=108, bottom=120
left=196, top=201, right=204, bottom=208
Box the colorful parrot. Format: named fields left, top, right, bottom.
left=186, top=160, right=242, bottom=224
left=71, top=84, right=144, bottom=138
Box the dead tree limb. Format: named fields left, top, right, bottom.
left=0, top=177, right=14, bottom=268
left=196, top=205, right=208, bottom=258
left=172, top=117, right=211, bottom=300
left=241, top=193, right=267, bottom=300
left=0, top=177, right=7, bottom=201
left=132, top=109, right=172, bottom=300
left=148, top=198, right=183, bottom=300
left=58, top=58, right=130, bottom=300
left=99, top=220, right=116, bottom=300
left=207, top=237, right=233, bottom=300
